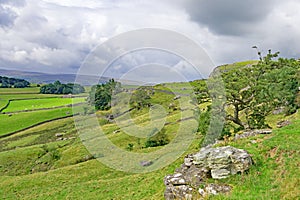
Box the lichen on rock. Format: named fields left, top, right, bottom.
left=164, top=146, right=253, bottom=199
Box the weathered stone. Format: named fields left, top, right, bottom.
left=235, top=129, right=272, bottom=140
left=199, top=184, right=231, bottom=197
left=277, top=120, right=291, bottom=128
left=140, top=160, right=153, bottom=167
left=173, top=95, right=181, bottom=100
left=164, top=146, right=253, bottom=199
left=55, top=133, right=63, bottom=137
left=272, top=107, right=285, bottom=115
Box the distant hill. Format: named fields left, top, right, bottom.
left=0, top=68, right=110, bottom=85
left=215, top=60, right=258, bottom=73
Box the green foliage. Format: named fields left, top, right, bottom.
left=190, top=80, right=209, bottom=104
left=126, top=143, right=134, bottom=151
left=222, top=51, right=300, bottom=129
left=41, top=145, right=61, bottom=160
left=88, top=79, right=120, bottom=110
left=197, top=105, right=211, bottom=135
left=0, top=76, right=30, bottom=88
left=219, top=123, right=233, bottom=139
left=40, top=80, right=85, bottom=94
left=130, top=86, right=153, bottom=109
left=145, top=128, right=169, bottom=148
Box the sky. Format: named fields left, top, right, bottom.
left=1, top=0, right=300, bottom=81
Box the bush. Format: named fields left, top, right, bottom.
left=40, top=80, right=85, bottom=94
left=197, top=106, right=211, bottom=135
left=145, top=128, right=169, bottom=148
left=126, top=143, right=134, bottom=151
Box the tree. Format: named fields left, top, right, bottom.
left=40, top=81, right=85, bottom=94
left=0, top=76, right=30, bottom=88
left=129, top=87, right=152, bottom=109
left=88, top=79, right=121, bottom=110
left=222, top=50, right=300, bottom=129
left=144, top=127, right=169, bottom=148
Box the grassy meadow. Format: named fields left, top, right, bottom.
left=0, top=87, right=87, bottom=137
left=0, top=79, right=299, bottom=199
left=3, top=97, right=85, bottom=113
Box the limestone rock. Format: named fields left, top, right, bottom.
left=198, top=184, right=231, bottom=197
left=277, top=120, right=291, bottom=128
left=235, top=129, right=272, bottom=140
left=193, top=146, right=253, bottom=179
left=164, top=146, right=253, bottom=199
left=55, top=133, right=63, bottom=137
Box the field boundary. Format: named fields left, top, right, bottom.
left=0, top=96, right=86, bottom=113
left=0, top=97, right=60, bottom=112
left=0, top=113, right=79, bottom=139
left=2, top=103, right=85, bottom=114
left=0, top=100, right=11, bottom=112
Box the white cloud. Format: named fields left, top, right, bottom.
left=0, top=0, right=299, bottom=79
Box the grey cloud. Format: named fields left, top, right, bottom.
left=0, top=0, right=26, bottom=7
left=0, top=0, right=26, bottom=27
left=180, top=0, right=276, bottom=36
left=0, top=5, right=17, bottom=27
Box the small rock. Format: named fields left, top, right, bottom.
left=173, top=95, right=181, bottom=100
left=140, top=160, right=153, bottom=167
left=199, top=184, right=231, bottom=197
left=272, top=107, right=285, bottom=115
left=277, top=120, right=291, bottom=128
left=251, top=140, right=257, bottom=144
left=235, top=129, right=272, bottom=140
left=55, top=133, right=63, bottom=137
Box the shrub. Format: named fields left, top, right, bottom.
left=145, top=128, right=169, bottom=148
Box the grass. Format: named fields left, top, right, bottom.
left=0, top=86, right=299, bottom=199
left=217, top=60, right=259, bottom=71
left=0, top=87, right=40, bottom=94
left=3, top=97, right=86, bottom=113
left=213, top=113, right=300, bottom=199
left=0, top=94, right=62, bottom=111
left=0, top=116, right=200, bottom=200
left=2, top=115, right=298, bottom=199
left=0, top=107, right=74, bottom=136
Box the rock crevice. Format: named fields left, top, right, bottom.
left=164, top=146, right=253, bottom=199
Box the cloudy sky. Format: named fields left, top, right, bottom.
left=1, top=0, right=300, bottom=80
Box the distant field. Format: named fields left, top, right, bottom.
left=3, top=97, right=86, bottom=113
left=0, top=93, right=62, bottom=111
left=217, top=60, right=258, bottom=71
left=0, top=87, right=40, bottom=94
left=0, top=107, right=74, bottom=136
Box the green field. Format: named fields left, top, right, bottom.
left=3, top=97, right=85, bottom=113
left=0, top=109, right=298, bottom=199
left=0, top=107, right=74, bottom=136
left=0, top=78, right=299, bottom=199
left=0, top=93, right=63, bottom=110
left=0, top=87, right=40, bottom=94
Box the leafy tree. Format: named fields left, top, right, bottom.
left=0, top=76, right=30, bottom=88
left=88, top=79, right=121, bottom=110
left=130, top=86, right=152, bottom=109
left=145, top=128, right=169, bottom=148
left=191, top=80, right=209, bottom=104
left=222, top=50, right=299, bottom=129
left=40, top=81, right=85, bottom=94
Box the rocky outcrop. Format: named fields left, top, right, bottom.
left=164, top=146, right=253, bottom=200
left=276, top=120, right=291, bottom=128
left=235, top=129, right=272, bottom=140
